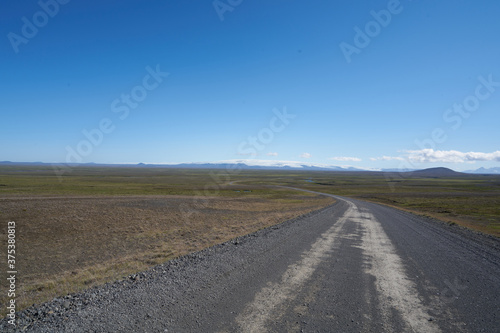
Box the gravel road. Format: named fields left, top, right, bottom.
left=2, top=190, right=499, bottom=332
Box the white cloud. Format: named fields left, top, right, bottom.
left=369, top=150, right=500, bottom=163
left=220, top=159, right=323, bottom=168
left=329, top=156, right=362, bottom=162
left=406, top=149, right=500, bottom=163
left=300, top=153, right=312, bottom=159
left=266, top=152, right=278, bottom=156
left=370, top=156, right=406, bottom=161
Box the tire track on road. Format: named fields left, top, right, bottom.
left=235, top=201, right=355, bottom=332
left=354, top=207, right=441, bottom=332
left=238, top=187, right=442, bottom=332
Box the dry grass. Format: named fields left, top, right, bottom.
left=0, top=191, right=334, bottom=316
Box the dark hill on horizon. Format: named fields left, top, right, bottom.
left=404, top=167, right=464, bottom=178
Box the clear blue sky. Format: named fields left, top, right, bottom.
left=2, top=0, right=499, bottom=171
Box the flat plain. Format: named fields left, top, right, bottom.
left=0, top=165, right=334, bottom=316
left=1, top=165, right=499, bottom=317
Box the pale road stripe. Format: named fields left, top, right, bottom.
left=292, top=188, right=442, bottom=332
left=353, top=206, right=441, bottom=333
left=237, top=187, right=441, bottom=332
left=235, top=201, right=356, bottom=333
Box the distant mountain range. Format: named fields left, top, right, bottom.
left=0, top=161, right=499, bottom=174
left=142, top=162, right=368, bottom=172
left=0, top=161, right=369, bottom=172
left=463, top=167, right=500, bottom=174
